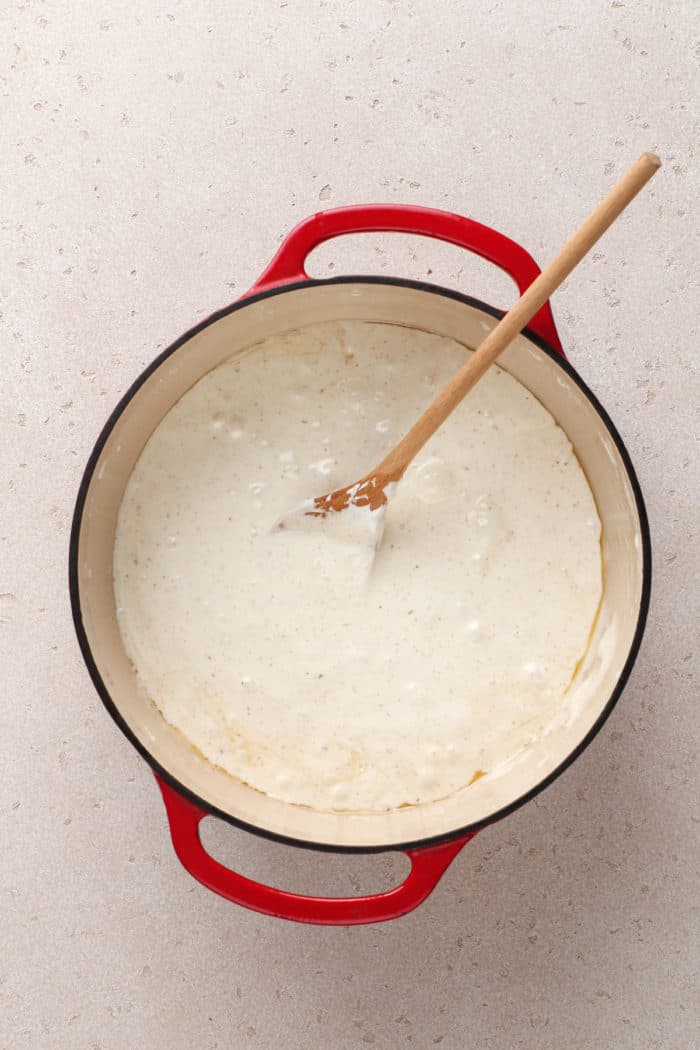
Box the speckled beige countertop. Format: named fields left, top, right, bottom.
left=2, top=2, right=698, bottom=1048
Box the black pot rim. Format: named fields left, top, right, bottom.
left=69, top=275, right=652, bottom=855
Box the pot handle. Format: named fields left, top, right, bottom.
left=247, top=203, right=564, bottom=354
left=156, top=775, right=476, bottom=925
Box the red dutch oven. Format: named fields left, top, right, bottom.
left=70, top=205, right=650, bottom=924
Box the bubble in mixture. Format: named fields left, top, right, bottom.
left=211, top=411, right=245, bottom=439
left=412, top=456, right=457, bottom=504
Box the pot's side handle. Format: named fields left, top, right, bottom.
left=246, top=204, right=564, bottom=355
left=156, top=776, right=476, bottom=925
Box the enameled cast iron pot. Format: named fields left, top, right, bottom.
left=70, top=205, right=650, bottom=925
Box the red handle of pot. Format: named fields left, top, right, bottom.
left=156, top=776, right=476, bottom=925
left=247, top=203, right=564, bottom=354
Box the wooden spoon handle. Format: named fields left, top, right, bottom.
left=376, top=152, right=661, bottom=481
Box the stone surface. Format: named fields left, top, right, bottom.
left=1, top=2, right=697, bottom=1048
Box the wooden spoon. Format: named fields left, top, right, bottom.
left=277, top=152, right=660, bottom=543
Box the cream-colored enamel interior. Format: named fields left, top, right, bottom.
left=76, top=283, right=645, bottom=847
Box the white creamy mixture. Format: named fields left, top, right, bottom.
left=114, top=321, right=602, bottom=812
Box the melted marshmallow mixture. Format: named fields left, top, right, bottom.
left=114, top=321, right=602, bottom=812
